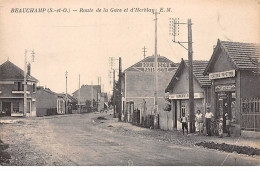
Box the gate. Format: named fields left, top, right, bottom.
left=241, top=98, right=260, bottom=131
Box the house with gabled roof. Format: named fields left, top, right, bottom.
left=0, top=60, right=38, bottom=117
left=204, top=39, right=260, bottom=135
left=122, top=55, right=178, bottom=123
left=165, top=59, right=211, bottom=130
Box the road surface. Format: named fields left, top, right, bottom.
left=0, top=112, right=259, bottom=166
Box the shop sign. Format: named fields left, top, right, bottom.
left=169, top=93, right=204, bottom=99
left=209, top=70, right=235, bottom=80
left=133, top=62, right=176, bottom=72
left=215, top=84, right=236, bottom=92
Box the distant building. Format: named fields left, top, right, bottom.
left=36, top=87, right=65, bottom=116
left=72, top=84, right=101, bottom=111
left=165, top=59, right=211, bottom=130
left=0, top=60, right=38, bottom=117
left=122, top=55, right=178, bottom=122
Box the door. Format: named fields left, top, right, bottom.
left=217, top=92, right=233, bottom=133
left=2, top=102, right=11, bottom=116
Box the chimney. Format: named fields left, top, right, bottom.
left=27, top=63, right=31, bottom=76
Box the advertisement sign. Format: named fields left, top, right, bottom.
left=169, top=93, right=204, bottom=99
left=133, top=62, right=176, bottom=72
left=209, top=70, right=235, bottom=80
left=215, top=84, right=236, bottom=92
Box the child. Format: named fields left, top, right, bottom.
left=181, top=113, right=188, bottom=135
left=218, top=118, right=223, bottom=138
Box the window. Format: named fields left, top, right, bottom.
left=18, top=82, right=23, bottom=91
left=13, top=102, right=19, bottom=113
left=27, top=102, right=30, bottom=113
left=33, top=83, right=36, bottom=92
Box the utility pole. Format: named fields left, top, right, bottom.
left=65, top=71, right=68, bottom=114
left=188, top=19, right=195, bottom=133
left=23, top=50, right=27, bottom=117
left=118, top=57, right=122, bottom=121
left=169, top=18, right=195, bottom=133
left=24, top=49, right=35, bottom=117
left=142, top=46, right=147, bottom=59
left=113, top=70, right=116, bottom=118
left=154, top=10, right=159, bottom=129
left=91, top=81, right=93, bottom=111
left=78, top=74, right=81, bottom=113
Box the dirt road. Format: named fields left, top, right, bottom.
left=0, top=113, right=259, bottom=166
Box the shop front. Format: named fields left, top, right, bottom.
left=169, top=93, right=205, bottom=131
left=165, top=59, right=211, bottom=131
left=204, top=40, right=260, bottom=136
left=215, top=83, right=236, bottom=133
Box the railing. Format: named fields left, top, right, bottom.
left=241, top=98, right=260, bottom=131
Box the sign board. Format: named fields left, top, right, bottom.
left=215, top=84, right=236, bottom=92
left=209, top=70, right=235, bottom=80
left=169, top=92, right=204, bottom=100
left=133, top=62, right=176, bottom=72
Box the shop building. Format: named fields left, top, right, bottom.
left=0, top=60, right=38, bottom=117
left=204, top=39, right=260, bottom=135
left=122, top=55, right=178, bottom=122
left=165, top=59, right=211, bottom=130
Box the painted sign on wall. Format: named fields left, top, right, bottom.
left=169, top=92, right=204, bottom=99
left=133, top=62, right=176, bottom=72
left=209, top=70, right=235, bottom=80
left=215, top=84, right=236, bottom=92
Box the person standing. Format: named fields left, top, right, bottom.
left=195, top=110, right=203, bottom=135
left=181, top=113, right=188, bottom=136
left=225, top=113, right=231, bottom=137
left=205, top=107, right=214, bottom=136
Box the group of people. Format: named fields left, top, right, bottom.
left=180, top=107, right=231, bottom=137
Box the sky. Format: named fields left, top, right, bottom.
left=0, top=0, right=259, bottom=95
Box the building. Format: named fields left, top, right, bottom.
left=36, top=87, right=65, bottom=116
left=0, top=60, right=38, bottom=117
left=165, top=59, right=211, bottom=130
left=204, top=39, right=260, bottom=135
left=72, top=84, right=101, bottom=111
left=122, top=55, right=178, bottom=122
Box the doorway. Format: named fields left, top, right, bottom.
left=2, top=102, right=11, bottom=116
left=217, top=92, right=235, bottom=133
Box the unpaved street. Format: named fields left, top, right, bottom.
left=0, top=113, right=259, bottom=166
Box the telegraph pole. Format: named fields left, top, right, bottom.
left=169, top=18, right=195, bottom=133
left=78, top=74, right=81, bottom=113
left=118, top=57, right=122, bottom=121
left=188, top=19, right=195, bottom=133
left=65, top=71, right=68, bottom=114
left=91, top=81, right=93, bottom=111
left=113, top=70, right=116, bottom=117
left=154, top=10, right=159, bottom=129
left=24, top=49, right=35, bottom=117
left=142, top=46, right=147, bottom=59
left=23, top=50, right=27, bottom=117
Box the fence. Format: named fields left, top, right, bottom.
left=241, top=98, right=260, bottom=131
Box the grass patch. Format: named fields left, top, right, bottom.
left=195, top=141, right=260, bottom=156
